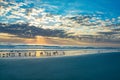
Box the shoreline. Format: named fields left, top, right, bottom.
left=0, top=50, right=120, bottom=59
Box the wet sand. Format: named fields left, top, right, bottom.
left=0, top=52, right=120, bottom=80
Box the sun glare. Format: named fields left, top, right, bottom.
left=24, top=36, right=47, bottom=45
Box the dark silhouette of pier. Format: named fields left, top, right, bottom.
left=0, top=50, right=66, bottom=58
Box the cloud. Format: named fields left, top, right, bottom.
left=97, top=32, right=119, bottom=35
left=112, top=28, right=120, bottom=31
left=40, top=4, right=59, bottom=10
left=0, top=23, right=68, bottom=38
left=0, top=0, right=120, bottom=45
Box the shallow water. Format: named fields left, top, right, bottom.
left=0, top=52, right=120, bottom=80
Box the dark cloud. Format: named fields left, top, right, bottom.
left=68, top=15, right=101, bottom=26
left=97, top=32, right=118, bottom=35
left=75, top=34, right=120, bottom=44
left=0, top=23, right=120, bottom=44
left=0, top=23, right=68, bottom=38
left=112, top=28, right=120, bottom=31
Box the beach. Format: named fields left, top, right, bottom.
left=0, top=49, right=120, bottom=59
left=0, top=52, right=120, bottom=80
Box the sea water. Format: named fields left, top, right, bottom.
left=0, top=52, right=120, bottom=80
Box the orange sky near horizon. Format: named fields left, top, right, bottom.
left=0, top=33, right=120, bottom=47
left=24, top=36, right=47, bottom=44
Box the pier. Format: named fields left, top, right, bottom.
left=0, top=49, right=119, bottom=58
left=0, top=50, right=65, bottom=58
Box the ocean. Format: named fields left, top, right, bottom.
left=0, top=52, right=120, bottom=80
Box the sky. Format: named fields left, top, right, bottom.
left=0, top=0, right=120, bottom=46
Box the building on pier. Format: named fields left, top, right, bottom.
left=0, top=50, right=65, bottom=58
